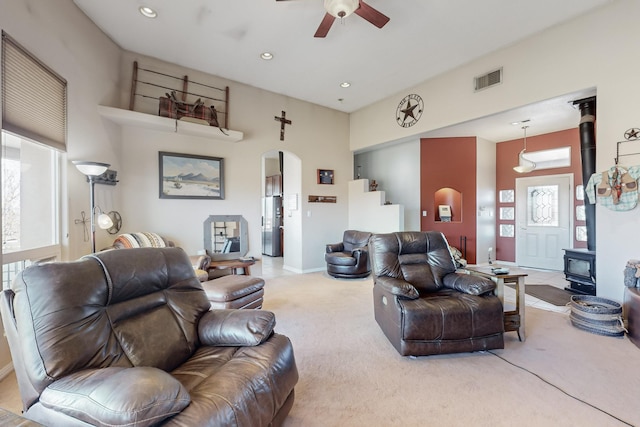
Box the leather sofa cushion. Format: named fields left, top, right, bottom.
left=202, top=275, right=265, bottom=302
left=325, top=252, right=357, bottom=266
left=199, top=309, right=275, bottom=347
left=400, top=289, right=504, bottom=341
left=168, top=334, right=298, bottom=426
left=39, top=367, right=189, bottom=427
left=443, top=272, right=496, bottom=295
left=11, top=248, right=211, bottom=395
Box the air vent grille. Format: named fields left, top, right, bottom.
left=474, top=68, right=502, bottom=91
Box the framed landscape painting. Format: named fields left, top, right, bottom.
left=159, top=151, right=224, bottom=200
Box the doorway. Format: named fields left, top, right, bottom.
left=261, top=150, right=303, bottom=271
left=515, top=173, right=572, bottom=270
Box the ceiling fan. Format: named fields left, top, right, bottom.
left=276, top=0, right=390, bottom=38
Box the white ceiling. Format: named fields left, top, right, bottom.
left=73, top=0, right=609, bottom=142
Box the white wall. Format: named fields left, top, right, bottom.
left=354, top=139, right=421, bottom=231
left=115, top=52, right=351, bottom=272
left=476, top=137, right=496, bottom=265
left=0, top=0, right=122, bottom=370
left=350, top=0, right=640, bottom=302
left=348, top=179, right=404, bottom=233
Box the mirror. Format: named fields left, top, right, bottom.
left=203, top=215, right=248, bottom=261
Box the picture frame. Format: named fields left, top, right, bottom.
left=318, top=169, right=334, bottom=185
left=159, top=151, right=224, bottom=200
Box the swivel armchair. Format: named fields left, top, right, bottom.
left=325, top=230, right=372, bottom=278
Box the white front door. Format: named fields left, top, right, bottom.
left=516, top=174, right=572, bottom=270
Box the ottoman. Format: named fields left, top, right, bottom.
left=202, top=275, right=265, bottom=309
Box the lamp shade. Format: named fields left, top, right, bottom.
left=324, top=0, right=359, bottom=18
left=73, top=161, right=110, bottom=177
left=513, top=150, right=536, bottom=173
left=97, top=213, right=114, bottom=230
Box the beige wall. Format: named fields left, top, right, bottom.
left=350, top=0, right=640, bottom=302
left=114, top=52, right=351, bottom=271
left=0, top=0, right=122, bottom=371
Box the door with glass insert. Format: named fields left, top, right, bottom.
left=516, top=174, right=572, bottom=270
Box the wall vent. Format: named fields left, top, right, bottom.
left=474, top=68, right=503, bottom=91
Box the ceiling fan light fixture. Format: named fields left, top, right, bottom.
left=324, top=0, right=359, bottom=19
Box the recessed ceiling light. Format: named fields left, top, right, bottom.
left=139, top=6, right=157, bottom=18
left=260, top=52, right=273, bottom=60
left=340, top=82, right=351, bottom=88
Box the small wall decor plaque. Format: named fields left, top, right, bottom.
left=318, top=169, right=334, bottom=185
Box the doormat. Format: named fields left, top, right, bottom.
left=506, top=284, right=573, bottom=306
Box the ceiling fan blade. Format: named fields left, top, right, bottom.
left=314, top=13, right=335, bottom=38
left=355, top=1, right=390, bottom=28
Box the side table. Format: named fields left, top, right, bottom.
left=208, top=258, right=256, bottom=276
left=465, top=266, right=527, bottom=342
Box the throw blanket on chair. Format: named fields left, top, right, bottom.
left=114, top=232, right=168, bottom=249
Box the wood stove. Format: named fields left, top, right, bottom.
left=564, top=248, right=596, bottom=295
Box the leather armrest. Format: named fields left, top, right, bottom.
left=39, top=367, right=189, bottom=427
left=199, top=309, right=276, bottom=346
left=189, top=254, right=211, bottom=270
left=326, top=242, right=344, bottom=253
left=375, top=276, right=419, bottom=299
left=443, top=272, right=496, bottom=295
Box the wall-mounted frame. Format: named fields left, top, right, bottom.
left=309, top=195, right=336, bottom=203
left=318, top=169, right=334, bottom=185
left=159, top=151, right=224, bottom=199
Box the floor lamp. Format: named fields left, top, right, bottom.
left=73, top=161, right=112, bottom=253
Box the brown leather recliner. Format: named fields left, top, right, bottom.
left=369, top=231, right=504, bottom=356
left=325, top=230, right=372, bottom=278
left=1, top=247, right=298, bottom=426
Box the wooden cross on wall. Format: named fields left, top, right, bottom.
left=274, top=111, right=292, bottom=141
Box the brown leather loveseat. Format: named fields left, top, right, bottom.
left=369, top=231, right=504, bottom=356
left=1, top=247, right=298, bottom=426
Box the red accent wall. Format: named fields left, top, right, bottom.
left=495, top=128, right=586, bottom=262
left=421, top=137, right=478, bottom=263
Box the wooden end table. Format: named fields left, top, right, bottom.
left=208, top=258, right=256, bottom=276
left=465, top=266, right=527, bottom=342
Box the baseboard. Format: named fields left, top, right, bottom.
left=282, top=265, right=325, bottom=274
left=0, top=362, right=14, bottom=381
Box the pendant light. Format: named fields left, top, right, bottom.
left=513, top=125, right=536, bottom=173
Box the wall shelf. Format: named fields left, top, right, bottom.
left=97, top=105, right=243, bottom=143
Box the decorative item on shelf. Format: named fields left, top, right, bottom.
left=89, top=169, right=119, bottom=186
left=73, top=161, right=113, bottom=252
left=159, top=90, right=226, bottom=135
left=129, top=61, right=230, bottom=130
left=308, top=195, right=337, bottom=203
left=513, top=125, right=536, bottom=173
left=369, top=179, right=378, bottom=191
left=159, top=151, right=224, bottom=200
left=318, top=169, right=334, bottom=185
left=356, top=165, right=362, bottom=179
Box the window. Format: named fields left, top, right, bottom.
left=2, top=32, right=65, bottom=288
left=2, top=132, right=61, bottom=288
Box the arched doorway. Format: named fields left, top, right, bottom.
left=261, top=150, right=302, bottom=272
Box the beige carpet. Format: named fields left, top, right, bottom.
left=262, top=272, right=640, bottom=427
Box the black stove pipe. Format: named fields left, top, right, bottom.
left=573, top=96, right=596, bottom=251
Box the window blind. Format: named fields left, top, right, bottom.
left=1, top=31, right=67, bottom=152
